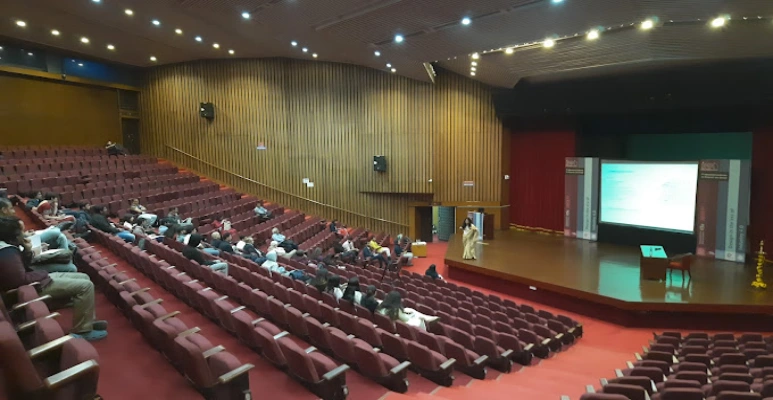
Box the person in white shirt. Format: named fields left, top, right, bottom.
left=341, top=276, right=363, bottom=304
left=325, top=275, right=344, bottom=301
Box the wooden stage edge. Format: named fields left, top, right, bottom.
left=443, top=230, right=773, bottom=317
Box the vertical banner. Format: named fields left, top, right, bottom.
left=695, top=160, right=751, bottom=263
left=564, top=157, right=599, bottom=241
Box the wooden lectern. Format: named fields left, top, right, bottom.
left=640, top=245, right=668, bottom=281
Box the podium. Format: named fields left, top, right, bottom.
left=640, top=245, right=668, bottom=281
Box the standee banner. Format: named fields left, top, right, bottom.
left=564, top=157, right=599, bottom=241
left=695, top=159, right=751, bottom=263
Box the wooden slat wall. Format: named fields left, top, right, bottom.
left=0, top=74, right=121, bottom=146
left=140, top=59, right=503, bottom=234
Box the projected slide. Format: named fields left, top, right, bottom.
left=600, top=161, right=699, bottom=233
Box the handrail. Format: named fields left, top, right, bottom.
left=165, top=145, right=407, bottom=228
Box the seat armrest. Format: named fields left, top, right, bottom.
left=541, top=338, right=551, bottom=346
left=524, top=343, right=534, bottom=352
left=117, top=278, right=137, bottom=285
left=108, top=271, right=126, bottom=278
left=11, top=295, right=53, bottom=311
left=200, top=287, right=213, bottom=292
left=187, top=280, right=199, bottom=284
left=156, top=311, right=181, bottom=321
left=302, top=312, right=310, bottom=317
left=273, top=331, right=289, bottom=340
left=560, top=396, right=571, bottom=400
left=203, top=345, right=226, bottom=359
left=473, top=354, right=488, bottom=365
left=28, top=335, right=73, bottom=359
left=322, top=323, right=331, bottom=327
left=283, top=303, right=292, bottom=308
left=15, top=312, right=61, bottom=333
left=439, top=358, right=456, bottom=371
left=321, top=364, right=350, bottom=381
left=251, top=318, right=266, bottom=326
left=615, top=368, right=623, bottom=377
left=347, top=334, right=356, bottom=339
left=44, top=359, right=100, bottom=390
left=129, top=288, right=151, bottom=296
left=165, top=265, right=177, bottom=270
left=600, top=378, right=608, bottom=386
left=139, top=299, right=163, bottom=309
left=390, top=361, right=411, bottom=375
left=214, top=295, right=229, bottom=302
left=6, top=281, right=42, bottom=295
left=635, top=352, right=642, bottom=361
left=217, top=363, right=255, bottom=384
left=586, top=384, right=596, bottom=393
left=230, top=306, right=246, bottom=314
left=177, top=327, right=201, bottom=338
left=304, top=346, right=317, bottom=354
left=501, top=349, right=514, bottom=358
left=627, top=361, right=635, bottom=369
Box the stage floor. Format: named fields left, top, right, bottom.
left=444, top=230, right=773, bottom=314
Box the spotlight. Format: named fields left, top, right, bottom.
left=641, top=19, right=654, bottom=30
left=587, top=29, right=599, bottom=40
left=461, top=17, right=471, bottom=25
left=78, top=63, right=84, bottom=66
left=150, top=56, right=157, bottom=62
left=213, top=43, right=220, bottom=49
left=51, top=29, right=60, bottom=36
left=471, top=52, right=479, bottom=59
left=16, top=20, right=26, bottom=27
left=81, top=37, right=90, bottom=44
left=391, top=68, right=396, bottom=73
left=302, top=47, right=308, bottom=53
left=711, top=17, right=726, bottom=28
left=394, top=34, right=404, bottom=43
left=107, top=44, right=115, bottom=50
left=386, top=63, right=392, bottom=68
left=241, top=12, right=250, bottom=19
left=291, top=41, right=298, bottom=46
left=374, top=51, right=381, bottom=56
left=175, top=28, right=183, bottom=35
left=312, top=53, right=318, bottom=58
left=125, top=9, right=133, bottom=16
left=505, top=47, right=514, bottom=54
left=27, top=52, right=34, bottom=56
left=543, top=38, right=555, bottom=48
left=152, top=19, right=161, bottom=26
left=195, top=36, right=203, bottom=42
left=228, top=49, right=235, bottom=55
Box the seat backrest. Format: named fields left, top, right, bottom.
left=277, top=337, right=320, bottom=383
left=0, top=321, right=44, bottom=396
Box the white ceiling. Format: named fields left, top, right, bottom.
left=1, top=0, right=772, bottom=87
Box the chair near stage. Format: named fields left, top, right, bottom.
left=667, top=253, right=694, bottom=281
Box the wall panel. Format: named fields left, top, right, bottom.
left=0, top=74, right=121, bottom=146
left=141, top=59, right=503, bottom=234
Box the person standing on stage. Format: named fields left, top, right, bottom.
left=461, top=217, right=478, bottom=260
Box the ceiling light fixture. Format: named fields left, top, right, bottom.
left=150, top=56, right=157, bottom=62
left=92, top=0, right=100, bottom=3
left=27, top=52, right=34, bottom=56
left=51, top=29, right=60, bottom=36
left=470, top=66, right=476, bottom=71
left=386, top=63, right=392, bottom=68
left=152, top=19, right=161, bottom=26
left=471, top=61, right=477, bottom=66
left=175, top=28, right=183, bottom=35
left=312, top=53, right=318, bottom=58
left=78, top=63, right=84, bottom=66
left=213, top=43, right=220, bottom=49
left=107, top=44, right=115, bottom=50
left=471, top=52, right=479, bottom=59
left=125, top=9, right=133, bottom=16
left=587, top=29, right=600, bottom=40
left=291, top=41, right=298, bottom=46
left=711, top=17, right=726, bottom=28
left=228, top=49, right=235, bottom=55
left=374, top=51, right=381, bottom=56
left=394, top=34, right=404, bottom=43
left=391, top=68, right=396, bottom=73
left=241, top=12, right=251, bottom=19
left=543, top=38, right=555, bottom=48
left=470, top=72, right=476, bottom=76
left=641, top=19, right=654, bottom=30
left=505, top=47, right=514, bottom=54
left=461, top=17, right=471, bottom=25
left=552, top=0, right=564, bottom=3
left=15, top=20, right=26, bottom=28
left=81, top=37, right=90, bottom=44
left=195, top=36, right=203, bottom=42
left=302, top=47, right=308, bottom=52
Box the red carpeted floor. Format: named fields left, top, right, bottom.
left=13, top=207, right=684, bottom=399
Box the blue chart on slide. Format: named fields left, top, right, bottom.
left=600, top=162, right=699, bottom=233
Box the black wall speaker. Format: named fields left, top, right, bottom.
left=200, top=102, right=215, bottom=119
left=373, top=155, right=387, bottom=172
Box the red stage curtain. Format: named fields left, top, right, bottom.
left=751, top=128, right=773, bottom=248
left=509, top=130, right=576, bottom=231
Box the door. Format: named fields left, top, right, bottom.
left=121, top=118, right=140, bottom=154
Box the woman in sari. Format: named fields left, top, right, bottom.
left=461, top=217, right=478, bottom=260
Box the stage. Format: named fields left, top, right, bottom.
left=444, top=230, right=773, bottom=329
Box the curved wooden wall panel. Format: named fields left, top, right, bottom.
left=141, top=59, right=503, bottom=233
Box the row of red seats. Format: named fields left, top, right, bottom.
left=299, top=229, right=338, bottom=252
left=0, top=146, right=107, bottom=159
left=0, top=155, right=155, bottom=173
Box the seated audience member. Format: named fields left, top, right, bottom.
left=363, top=245, right=387, bottom=269
left=289, top=249, right=308, bottom=264
left=182, top=234, right=228, bottom=275
left=368, top=238, right=391, bottom=259
left=254, top=201, right=272, bottom=220
left=271, top=228, right=298, bottom=251
left=394, top=235, right=413, bottom=265
left=131, top=217, right=156, bottom=237
left=0, top=198, right=13, bottom=216
left=329, top=220, right=339, bottom=233
left=210, top=231, right=235, bottom=254
left=89, top=205, right=136, bottom=243
left=61, top=201, right=91, bottom=223
left=325, top=275, right=344, bottom=301
left=360, top=285, right=379, bottom=313
left=0, top=216, right=108, bottom=341
left=25, top=192, right=44, bottom=210
left=425, top=264, right=443, bottom=280
left=260, top=251, right=287, bottom=276
left=236, top=236, right=266, bottom=264
left=129, top=198, right=158, bottom=226
left=377, top=290, right=438, bottom=330
left=105, top=141, right=126, bottom=156
left=341, top=276, right=363, bottom=304
left=268, top=240, right=296, bottom=259
left=159, top=207, right=193, bottom=234
left=337, top=237, right=358, bottom=263
left=36, top=195, right=76, bottom=223
left=211, top=219, right=237, bottom=238
left=309, top=267, right=329, bottom=293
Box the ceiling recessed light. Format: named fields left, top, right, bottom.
left=505, top=47, right=514, bottom=54
left=80, top=37, right=90, bottom=44
left=213, top=43, right=220, bottom=49
left=78, top=63, right=84, bottom=67
left=51, top=29, right=60, bottom=36
left=641, top=19, right=654, bottom=30
left=150, top=56, right=157, bottom=62
left=27, top=52, right=34, bottom=56
left=125, top=9, right=133, bottom=16
left=152, top=19, right=161, bottom=26
left=587, top=29, right=600, bottom=40
left=302, top=47, right=308, bottom=52
left=394, top=34, right=404, bottom=43
left=107, top=44, right=115, bottom=50
left=312, top=53, right=318, bottom=58
left=291, top=41, right=298, bottom=46
left=470, top=67, right=476, bottom=71
left=551, top=0, right=563, bottom=3
left=92, top=0, right=100, bottom=3
left=195, top=36, right=203, bottom=42
left=391, top=68, right=396, bottom=73
left=374, top=51, right=381, bottom=56
left=470, top=72, right=476, bottom=76
left=175, top=28, right=183, bottom=35
left=543, top=38, right=555, bottom=48
left=228, top=49, right=235, bottom=55
left=471, top=61, right=477, bottom=66
left=471, top=52, right=479, bottom=59
left=241, top=12, right=250, bottom=19
left=461, top=17, right=471, bottom=25
left=711, top=17, right=726, bottom=28
left=16, top=20, right=26, bottom=28
left=386, top=63, right=392, bottom=68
